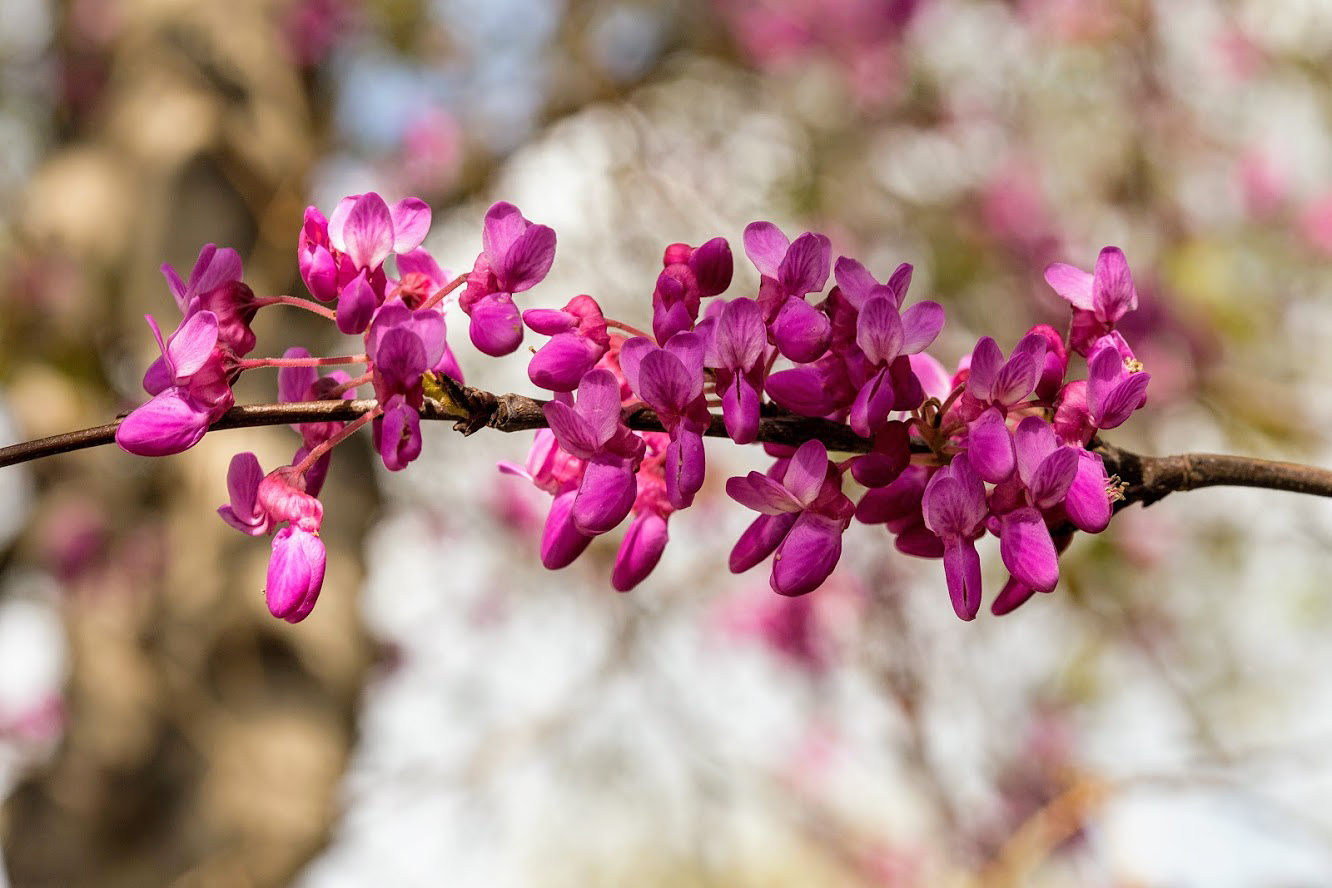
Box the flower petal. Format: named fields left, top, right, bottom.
left=572, top=457, right=636, bottom=535
left=115, top=389, right=216, bottom=456
left=778, top=232, right=831, bottom=296
left=541, top=490, right=594, bottom=569
left=167, top=310, right=220, bottom=379
left=784, top=439, right=829, bottom=508
left=1092, top=246, right=1137, bottom=323
left=612, top=511, right=669, bottom=591
left=342, top=192, right=394, bottom=271
left=966, top=336, right=1003, bottom=402
left=855, top=294, right=905, bottom=366
left=389, top=197, right=431, bottom=254
left=467, top=292, right=523, bottom=356
left=771, top=296, right=832, bottom=363
left=1065, top=450, right=1112, bottom=533
left=266, top=527, right=326, bottom=623
left=999, top=507, right=1059, bottom=593
left=1043, top=261, right=1094, bottom=310
left=497, top=223, right=556, bottom=292
left=898, top=300, right=945, bottom=355
left=967, top=408, right=1016, bottom=483
left=771, top=511, right=843, bottom=596
left=943, top=538, right=983, bottom=620
left=714, top=297, right=766, bottom=371
left=743, top=221, right=790, bottom=279
left=730, top=512, right=797, bottom=573
left=1013, top=416, right=1057, bottom=487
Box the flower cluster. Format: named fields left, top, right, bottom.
left=119, top=190, right=1148, bottom=623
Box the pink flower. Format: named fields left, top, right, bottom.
left=524, top=295, right=611, bottom=392
left=542, top=369, right=646, bottom=534
left=652, top=238, right=733, bottom=343
left=744, top=221, right=833, bottom=362
left=460, top=201, right=557, bottom=356
left=1043, top=246, right=1138, bottom=355
left=727, top=440, right=855, bottom=596
left=116, top=311, right=236, bottom=456
left=620, top=332, right=711, bottom=509
left=922, top=453, right=988, bottom=620
left=218, top=455, right=326, bottom=623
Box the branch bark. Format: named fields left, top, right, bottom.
left=4, top=384, right=1332, bottom=511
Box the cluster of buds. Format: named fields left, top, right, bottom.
left=118, top=194, right=1148, bottom=623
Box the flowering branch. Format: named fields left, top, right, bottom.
left=57, top=193, right=1331, bottom=621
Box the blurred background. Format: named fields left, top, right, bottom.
left=3, top=0, right=1332, bottom=885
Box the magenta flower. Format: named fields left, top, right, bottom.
left=620, top=332, right=711, bottom=509
left=460, top=201, right=557, bottom=356
left=367, top=302, right=446, bottom=471
left=1044, top=246, right=1138, bottom=355
left=116, top=311, right=236, bottom=456
left=1086, top=343, right=1150, bottom=430
left=652, top=238, right=734, bottom=343
left=706, top=297, right=770, bottom=444
left=543, top=368, right=646, bottom=534
left=218, top=455, right=327, bottom=623
left=765, top=353, right=856, bottom=418
left=726, top=440, right=855, bottom=596
left=966, top=407, right=1016, bottom=483
left=986, top=418, right=1079, bottom=594
left=327, top=192, right=431, bottom=275
left=523, top=295, right=611, bottom=392
left=922, top=453, right=988, bottom=620
left=743, top=221, right=833, bottom=362
left=961, top=331, right=1048, bottom=417
left=217, top=451, right=273, bottom=536
left=161, top=243, right=258, bottom=356
left=847, top=282, right=944, bottom=437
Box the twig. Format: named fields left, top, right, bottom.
left=3, top=390, right=1332, bottom=514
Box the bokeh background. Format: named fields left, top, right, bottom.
left=4, top=0, right=1332, bottom=885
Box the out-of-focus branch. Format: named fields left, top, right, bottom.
left=4, top=386, right=1332, bottom=513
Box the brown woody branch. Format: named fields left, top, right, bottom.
left=3, top=382, right=1332, bottom=511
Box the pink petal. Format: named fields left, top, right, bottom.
left=482, top=201, right=528, bottom=265
left=966, top=336, right=1003, bottom=402
left=574, top=368, right=626, bottom=447
left=166, top=310, right=220, bottom=379
left=395, top=247, right=448, bottom=288
left=771, top=296, right=831, bottom=363
left=540, top=490, right=594, bottom=569
left=266, top=527, right=326, bottom=623
left=326, top=194, right=359, bottom=252
left=849, top=367, right=896, bottom=439
left=943, top=538, right=982, bottom=620
left=999, top=507, right=1059, bottom=593
left=389, top=197, right=431, bottom=254
left=115, top=390, right=214, bottom=456
left=855, top=294, right=905, bottom=366
left=743, top=221, right=790, bottom=279
left=833, top=256, right=877, bottom=307
left=1043, top=261, right=1094, bottom=310
left=572, top=458, right=636, bottom=535
left=726, top=471, right=805, bottom=515
left=497, top=224, right=556, bottom=292
left=967, top=408, right=1016, bottom=483
left=342, top=192, right=394, bottom=271
left=639, top=349, right=694, bottom=415
left=1013, top=416, right=1057, bottom=487
left=467, top=293, right=523, bottom=356
left=1028, top=446, right=1079, bottom=510
left=778, top=232, right=831, bottom=296
left=898, top=300, right=944, bottom=355
left=612, top=511, right=669, bottom=591
left=1092, top=246, right=1137, bottom=323
left=336, top=269, right=379, bottom=335
left=721, top=375, right=760, bottom=445
left=714, top=297, right=766, bottom=371
left=1065, top=450, right=1112, bottom=533
left=783, top=439, right=830, bottom=508
left=730, top=512, right=797, bottom=573
left=771, top=511, right=843, bottom=596
left=617, top=336, right=656, bottom=395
